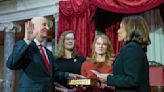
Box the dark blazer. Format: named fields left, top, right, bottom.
left=55, top=56, right=85, bottom=87
left=107, top=42, right=151, bottom=92
left=6, top=40, right=67, bottom=92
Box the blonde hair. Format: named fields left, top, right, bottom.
left=56, top=30, right=77, bottom=58
left=121, top=16, right=151, bottom=47
left=88, top=34, right=114, bottom=65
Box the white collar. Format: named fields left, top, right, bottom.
left=34, top=39, right=46, bottom=46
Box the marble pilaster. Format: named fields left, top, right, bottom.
left=53, top=13, right=59, bottom=56
left=2, top=23, right=21, bottom=92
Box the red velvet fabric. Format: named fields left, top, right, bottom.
left=149, top=66, right=164, bottom=86
left=81, top=61, right=112, bottom=79
left=90, top=0, right=164, bottom=14
left=58, top=0, right=96, bottom=57
left=105, top=22, right=124, bottom=56
left=58, top=0, right=164, bottom=57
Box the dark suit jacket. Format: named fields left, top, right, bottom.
left=6, top=40, right=68, bottom=92
left=107, top=41, right=151, bottom=92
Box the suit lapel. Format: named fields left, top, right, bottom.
left=30, top=41, right=50, bottom=75
left=45, top=48, right=54, bottom=77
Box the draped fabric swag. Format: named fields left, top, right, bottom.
left=58, top=0, right=164, bottom=57
left=58, top=0, right=96, bottom=57
left=90, top=0, right=164, bottom=14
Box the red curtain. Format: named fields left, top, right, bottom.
left=105, top=22, right=124, bottom=56
left=94, top=9, right=124, bottom=55
left=91, top=0, right=164, bottom=55
left=58, top=0, right=164, bottom=57
left=90, top=0, right=164, bottom=14
left=58, top=0, right=96, bottom=57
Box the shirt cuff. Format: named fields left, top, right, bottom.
left=64, top=72, right=69, bottom=78
left=24, top=38, right=31, bottom=45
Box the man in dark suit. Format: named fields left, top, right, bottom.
left=6, top=16, right=79, bottom=92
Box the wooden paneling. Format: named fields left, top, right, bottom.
left=151, top=86, right=164, bottom=92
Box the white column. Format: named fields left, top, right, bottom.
left=2, top=23, right=21, bottom=92
left=53, top=13, right=59, bottom=56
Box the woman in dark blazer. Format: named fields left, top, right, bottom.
left=98, top=15, right=151, bottom=92
left=55, top=31, right=85, bottom=89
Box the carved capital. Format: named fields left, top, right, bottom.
left=0, top=23, right=5, bottom=31
left=4, top=22, right=14, bottom=31
left=14, top=23, right=21, bottom=33
left=3, top=22, right=21, bottom=33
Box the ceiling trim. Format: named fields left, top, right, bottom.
left=0, top=0, right=59, bottom=23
